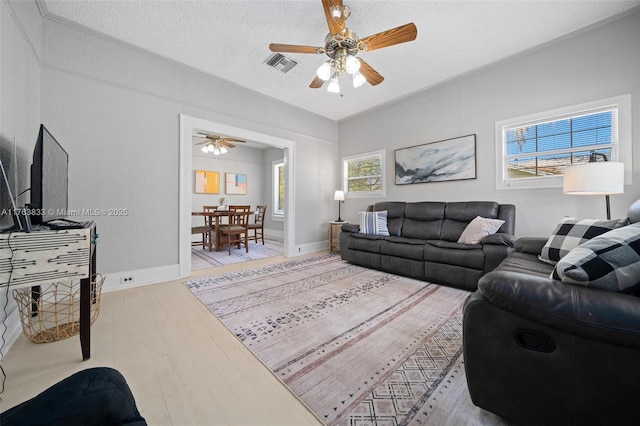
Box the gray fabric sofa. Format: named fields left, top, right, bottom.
left=463, top=201, right=640, bottom=425
left=340, top=201, right=516, bottom=290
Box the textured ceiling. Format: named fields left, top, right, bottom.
left=41, top=0, right=640, bottom=121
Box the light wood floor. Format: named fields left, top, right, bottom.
left=0, top=256, right=322, bottom=425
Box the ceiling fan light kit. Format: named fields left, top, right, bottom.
left=201, top=142, right=228, bottom=156
left=269, top=0, right=417, bottom=94
left=195, top=134, right=246, bottom=156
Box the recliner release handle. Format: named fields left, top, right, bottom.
left=513, top=329, right=556, bottom=353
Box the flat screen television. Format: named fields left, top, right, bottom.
left=30, top=124, right=69, bottom=224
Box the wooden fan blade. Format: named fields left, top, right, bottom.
left=196, top=133, right=223, bottom=140
left=360, top=23, right=417, bottom=52
left=358, top=58, right=384, bottom=86
left=269, top=43, right=323, bottom=54
left=221, top=141, right=237, bottom=148
left=309, top=76, right=325, bottom=89
left=195, top=140, right=210, bottom=145
left=322, top=0, right=345, bottom=36
left=222, top=138, right=245, bottom=143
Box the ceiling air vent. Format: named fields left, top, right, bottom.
left=264, top=53, right=298, bottom=73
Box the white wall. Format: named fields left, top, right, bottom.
left=338, top=11, right=640, bottom=237
left=0, top=0, right=41, bottom=226
left=0, top=0, right=43, bottom=355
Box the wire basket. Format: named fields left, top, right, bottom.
left=13, top=273, right=105, bottom=343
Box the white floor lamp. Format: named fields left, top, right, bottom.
left=563, top=153, right=624, bottom=220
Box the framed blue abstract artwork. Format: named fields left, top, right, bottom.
left=225, top=173, right=248, bottom=195
left=394, top=134, right=476, bottom=185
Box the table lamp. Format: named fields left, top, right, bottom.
left=334, top=190, right=345, bottom=222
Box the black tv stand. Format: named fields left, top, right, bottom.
left=44, top=218, right=89, bottom=230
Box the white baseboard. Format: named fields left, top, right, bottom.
left=264, top=228, right=283, bottom=240
left=104, top=235, right=328, bottom=291
left=293, top=240, right=330, bottom=256
left=264, top=228, right=331, bottom=257
left=102, top=263, right=181, bottom=293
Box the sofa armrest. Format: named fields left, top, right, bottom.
left=478, top=271, right=640, bottom=349
left=513, top=237, right=548, bottom=255
left=341, top=223, right=360, bottom=233
left=481, top=232, right=516, bottom=247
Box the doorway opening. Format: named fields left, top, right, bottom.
left=178, top=114, right=296, bottom=278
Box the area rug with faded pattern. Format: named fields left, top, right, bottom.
left=184, top=254, right=502, bottom=425
left=191, top=238, right=283, bottom=270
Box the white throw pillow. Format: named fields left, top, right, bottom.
left=457, top=216, right=505, bottom=244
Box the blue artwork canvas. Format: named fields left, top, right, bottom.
left=395, top=134, right=476, bottom=185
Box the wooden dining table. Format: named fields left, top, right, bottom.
left=192, top=210, right=253, bottom=252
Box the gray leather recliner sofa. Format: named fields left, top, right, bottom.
left=463, top=200, right=640, bottom=425
left=339, top=201, right=516, bottom=290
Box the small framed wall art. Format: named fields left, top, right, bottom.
left=225, top=173, right=247, bottom=195
left=394, top=134, right=477, bottom=185
left=194, top=170, right=220, bottom=194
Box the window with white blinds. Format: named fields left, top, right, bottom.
left=495, top=95, right=631, bottom=190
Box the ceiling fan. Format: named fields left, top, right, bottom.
left=269, top=0, right=417, bottom=94
left=195, top=133, right=245, bottom=155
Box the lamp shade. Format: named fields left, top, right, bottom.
left=327, top=77, right=340, bottom=94
left=345, top=55, right=361, bottom=74
left=316, top=62, right=332, bottom=81
left=334, top=190, right=345, bottom=201
left=352, top=71, right=366, bottom=88
left=563, top=162, right=624, bottom=195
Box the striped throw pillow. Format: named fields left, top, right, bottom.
left=552, top=223, right=640, bottom=293
left=539, top=217, right=628, bottom=264
left=359, top=211, right=390, bottom=236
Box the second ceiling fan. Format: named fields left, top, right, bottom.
left=269, top=0, right=417, bottom=93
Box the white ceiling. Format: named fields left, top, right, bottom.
left=40, top=0, right=640, bottom=122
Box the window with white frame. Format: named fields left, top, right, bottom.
left=342, top=149, right=386, bottom=198
left=495, top=95, right=631, bottom=190
left=272, top=160, right=285, bottom=217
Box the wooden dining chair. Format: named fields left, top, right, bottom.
left=203, top=205, right=218, bottom=227
left=191, top=206, right=216, bottom=252
left=248, top=205, right=267, bottom=244
left=218, top=205, right=251, bottom=255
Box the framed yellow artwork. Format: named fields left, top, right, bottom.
left=194, top=170, right=220, bottom=194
